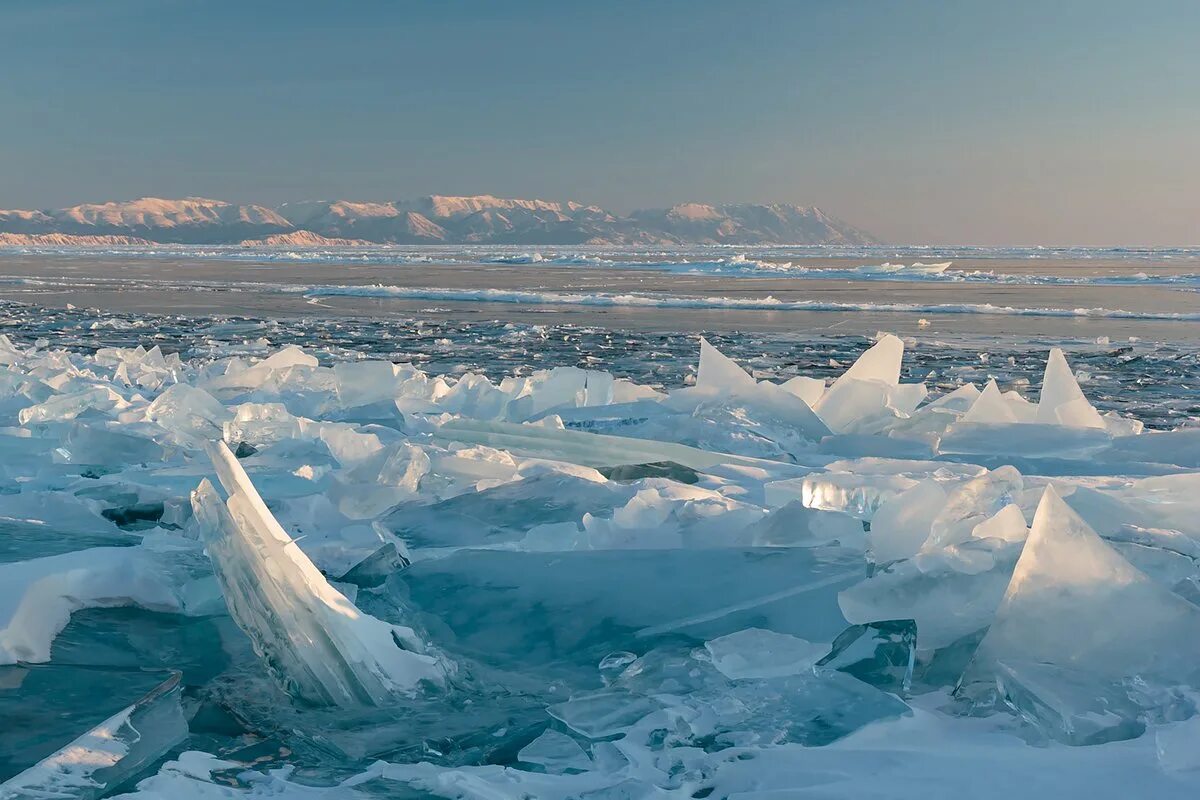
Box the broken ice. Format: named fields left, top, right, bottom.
left=0, top=325, right=1195, bottom=797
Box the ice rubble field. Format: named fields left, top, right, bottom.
left=0, top=325, right=1197, bottom=798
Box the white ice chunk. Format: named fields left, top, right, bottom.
left=333, top=360, right=401, bottom=409
left=19, top=386, right=126, bottom=426
left=840, top=538, right=1021, bottom=650
left=571, top=482, right=766, bottom=551
left=834, top=334, right=903, bottom=386
left=524, top=367, right=615, bottom=418
left=191, top=440, right=449, bottom=706
left=203, top=345, right=319, bottom=394
left=922, top=466, right=1023, bottom=551
left=779, top=375, right=826, bottom=407
left=54, top=421, right=166, bottom=467
left=1036, top=348, right=1106, bottom=429
left=145, top=384, right=231, bottom=445
left=971, top=503, right=1027, bottom=543
left=680, top=338, right=830, bottom=442
left=768, top=472, right=917, bottom=519
left=331, top=443, right=431, bottom=519
left=254, top=345, right=318, bottom=371
left=697, top=337, right=757, bottom=392
left=815, top=379, right=892, bottom=434
left=814, top=335, right=927, bottom=434
left=223, top=402, right=304, bottom=447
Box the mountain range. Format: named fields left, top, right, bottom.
left=0, top=195, right=879, bottom=246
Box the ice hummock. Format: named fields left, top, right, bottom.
left=1037, top=347, right=1107, bottom=429
left=965, top=485, right=1200, bottom=683
left=960, top=485, right=1200, bottom=742
left=191, top=440, right=449, bottom=706
left=814, top=333, right=928, bottom=433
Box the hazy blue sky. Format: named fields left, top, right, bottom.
left=3, top=0, right=1198, bottom=245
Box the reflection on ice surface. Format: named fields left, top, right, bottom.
left=0, top=321, right=1195, bottom=797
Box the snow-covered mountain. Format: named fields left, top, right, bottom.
left=0, top=197, right=291, bottom=244
left=630, top=203, right=878, bottom=246
left=0, top=232, right=154, bottom=246
left=0, top=195, right=880, bottom=245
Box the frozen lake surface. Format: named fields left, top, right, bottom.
left=0, top=249, right=1197, bottom=799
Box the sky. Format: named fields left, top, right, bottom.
left=2, top=0, right=1198, bottom=246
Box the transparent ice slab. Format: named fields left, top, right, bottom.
left=958, top=487, right=1200, bottom=741
left=192, top=440, right=449, bottom=706
left=963, top=486, right=1200, bottom=687
left=0, top=668, right=186, bottom=799
left=548, top=642, right=911, bottom=750
left=435, top=417, right=785, bottom=472
left=400, top=546, right=863, bottom=677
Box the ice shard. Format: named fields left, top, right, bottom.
left=831, top=333, right=904, bottom=386
left=1036, top=348, right=1106, bottom=429
left=960, top=486, right=1200, bottom=740
left=813, top=334, right=927, bottom=434
left=816, top=619, right=917, bottom=695
left=0, top=672, right=187, bottom=800
left=191, top=440, right=449, bottom=706
left=677, top=338, right=830, bottom=443
left=516, top=729, right=592, bottom=774
left=867, top=479, right=948, bottom=563
left=960, top=379, right=1019, bottom=425
left=965, top=485, right=1200, bottom=683
left=922, top=465, right=1023, bottom=551
left=840, top=536, right=1021, bottom=651
left=704, top=627, right=827, bottom=680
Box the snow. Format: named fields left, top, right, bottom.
left=0, top=547, right=180, bottom=664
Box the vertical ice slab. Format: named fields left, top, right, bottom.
left=965, top=485, right=1200, bottom=682
left=961, top=379, right=1019, bottom=425
left=1036, top=348, right=1106, bottom=429
left=192, top=440, right=448, bottom=706
left=689, top=338, right=831, bottom=443
left=0, top=672, right=186, bottom=800
left=814, top=334, right=927, bottom=433
left=960, top=486, right=1200, bottom=741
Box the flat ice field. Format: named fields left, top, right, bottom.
left=0, top=247, right=1198, bottom=799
